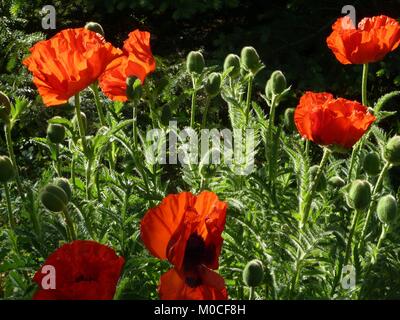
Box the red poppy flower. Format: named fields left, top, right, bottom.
left=141, top=191, right=228, bottom=300
left=33, top=240, right=125, bottom=300
left=23, top=28, right=122, bottom=106
left=294, top=92, right=376, bottom=148
left=327, top=15, right=400, bottom=64
left=99, top=29, right=156, bottom=102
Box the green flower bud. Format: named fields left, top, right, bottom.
left=40, top=184, right=69, bottom=212
left=377, top=195, right=398, bottom=224
left=328, top=176, right=345, bottom=188
left=186, top=51, right=205, bottom=75
left=363, top=152, right=381, bottom=176
left=384, top=136, right=400, bottom=166
left=205, top=72, right=221, bottom=97
left=284, top=108, right=295, bottom=131
left=240, top=46, right=261, bottom=74
left=0, top=156, right=15, bottom=183
left=84, top=22, right=105, bottom=37
left=243, top=259, right=264, bottom=287
left=346, top=180, right=371, bottom=211
left=310, top=165, right=327, bottom=192
left=223, top=54, right=241, bottom=78
left=54, top=177, right=72, bottom=202
left=270, top=70, right=287, bottom=95
left=0, top=91, right=11, bottom=122
left=265, top=79, right=273, bottom=100
left=47, top=123, right=65, bottom=144
left=126, top=76, right=143, bottom=101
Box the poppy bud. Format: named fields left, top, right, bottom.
left=186, top=51, right=205, bottom=75
left=284, top=108, right=295, bottom=131
left=0, top=91, right=11, bottom=122
left=310, top=165, right=327, bottom=191
left=40, top=184, right=69, bottom=212
left=84, top=22, right=105, bottom=37
left=270, top=70, right=287, bottom=95
left=205, top=72, right=221, bottom=97
left=241, top=46, right=261, bottom=74
left=265, top=79, right=273, bottom=100
left=377, top=194, right=398, bottom=224
left=54, top=177, right=72, bottom=202
left=223, top=54, right=241, bottom=78
left=363, top=152, right=381, bottom=176
left=346, top=180, right=371, bottom=211
left=47, top=122, right=65, bottom=144
left=243, top=259, right=264, bottom=287
left=0, top=155, right=15, bottom=183
left=328, top=176, right=345, bottom=188
left=72, top=112, right=87, bottom=133
left=126, top=76, right=143, bottom=101
left=384, top=136, right=400, bottom=166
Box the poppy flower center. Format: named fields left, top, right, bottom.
left=182, top=233, right=217, bottom=288
left=75, top=273, right=98, bottom=283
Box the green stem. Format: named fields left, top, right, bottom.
left=91, top=84, right=106, bottom=127
left=201, top=96, right=211, bottom=129
left=74, top=93, right=88, bottom=155
left=245, top=76, right=254, bottom=125
left=55, top=144, right=61, bottom=176
left=62, top=206, right=76, bottom=241
left=343, top=209, right=361, bottom=267
left=4, top=123, right=23, bottom=197
left=362, top=64, right=369, bottom=107
left=190, top=76, right=197, bottom=128
left=300, top=148, right=331, bottom=228
left=3, top=182, right=15, bottom=229
left=267, top=95, right=278, bottom=191
left=132, top=101, right=138, bottom=148
left=358, top=161, right=390, bottom=249
left=85, top=158, right=92, bottom=200
left=347, top=64, right=370, bottom=183
left=248, top=287, right=255, bottom=300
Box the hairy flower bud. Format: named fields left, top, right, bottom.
left=72, top=112, right=87, bottom=133
left=243, top=259, right=264, bottom=287
left=40, top=184, right=69, bottom=212
left=384, top=136, right=400, bottom=165
left=241, top=46, right=261, bottom=74
left=363, top=152, right=381, bottom=176
left=54, top=177, right=72, bottom=202
left=270, top=70, right=287, bottom=95
left=186, top=51, right=205, bottom=74
left=84, top=22, right=105, bottom=37
left=223, top=54, right=241, bottom=78
left=346, top=179, right=371, bottom=211
left=377, top=195, right=398, bottom=224
left=205, top=72, right=222, bottom=97
left=47, top=122, right=65, bottom=144
left=284, top=108, right=295, bottom=131
left=0, top=155, right=15, bottom=183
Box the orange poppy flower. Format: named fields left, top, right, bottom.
left=141, top=191, right=228, bottom=300
left=294, top=92, right=376, bottom=148
left=99, top=30, right=156, bottom=102
left=23, top=28, right=122, bottom=106
left=327, top=15, right=400, bottom=64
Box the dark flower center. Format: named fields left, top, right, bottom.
left=75, top=274, right=98, bottom=283
left=183, top=233, right=217, bottom=288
